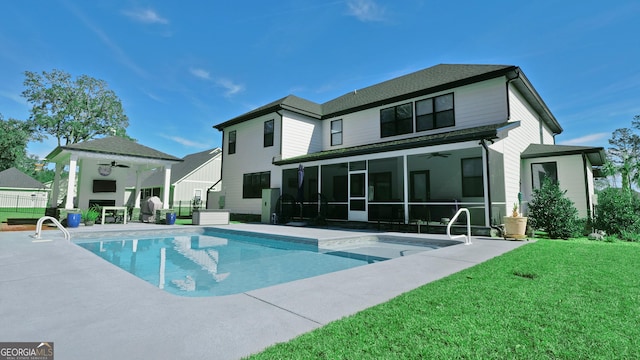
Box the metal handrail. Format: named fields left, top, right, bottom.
left=446, top=208, right=471, bottom=245
left=32, top=216, right=71, bottom=241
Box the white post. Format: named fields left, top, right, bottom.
left=134, top=168, right=143, bottom=208
left=482, top=146, right=490, bottom=227
left=65, top=155, right=78, bottom=209
left=162, top=165, right=172, bottom=209
left=51, top=163, right=62, bottom=207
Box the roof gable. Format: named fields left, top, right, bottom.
left=142, top=148, right=221, bottom=186
left=0, top=167, right=45, bottom=189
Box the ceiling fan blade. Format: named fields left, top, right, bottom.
left=115, top=164, right=130, bottom=168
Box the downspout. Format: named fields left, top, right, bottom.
left=505, top=68, right=521, bottom=121
left=582, top=153, right=592, bottom=221
left=206, top=131, right=225, bottom=209
left=480, top=139, right=493, bottom=226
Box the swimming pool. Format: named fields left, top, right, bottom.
left=75, top=229, right=456, bottom=297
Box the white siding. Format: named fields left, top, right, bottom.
left=541, top=124, right=555, bottom=144
left=522, top=154, right=590, bottom=218
left=173, top=154, right=222, bottom=202
left=222, top=114, right=282, bottom=215
left=322, top=77, right=508, bottom=150
left=495, top=85, right=548, bottom=212
left=281, top=111, right=322, bottom=159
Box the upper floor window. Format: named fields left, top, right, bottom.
left=264, top=119, right=274, bottom=147
left=380, top=103, right=413, bottom=138
left=228, top=130, right=236, bottom=154
left=416, top=93, right=455, bottom=132
left=461, top=157, right=483, bottom=197
left=532, top=162, right=558, bottom=190
left=243, top=171, right=271, bottom=198
left=331, top=119, right=343, bottom=146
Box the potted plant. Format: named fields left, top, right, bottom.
left=82, top=207, right=100, bottom=226
left=503, top=202, right=528, bottom=239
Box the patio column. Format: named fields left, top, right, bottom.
left=134, top=168, right=143, bottom=208
left=51, top=163, right=62, bottom=207
left=481, top=144, right=490, bottom=226
left=162, top=165, right=172, bottom=209
left=403, top=154, right=409, bottom=224
left=64, top=155, right=78, bottom=209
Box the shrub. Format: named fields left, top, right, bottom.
left=528, top=178, right=580, bottom=239
left=594, top=187, right=640, bottom=237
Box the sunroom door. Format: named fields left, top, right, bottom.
left=348, top=160, right=368, bottom=221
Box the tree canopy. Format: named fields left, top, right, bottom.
left=0, top=114, right=41, bottom=173
left=606, top=116, right=640, bottom=191
left=21, top=69, right=130, bottom=146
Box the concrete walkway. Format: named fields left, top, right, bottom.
left=0, top=223, right=529, bottom=359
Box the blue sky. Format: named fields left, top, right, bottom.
left=1, top=1, right=639, bottom=159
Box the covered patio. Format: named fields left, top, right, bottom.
left=44, top=136, right=183, bottom=216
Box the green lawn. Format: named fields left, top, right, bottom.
left=0, top=208, right=46, bottom=223
left=249, top=239, right=640, bottom=359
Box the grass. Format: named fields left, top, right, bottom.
left=0, top=208, right=46, bottom=223
left=248, top=239, right=640, bottom=359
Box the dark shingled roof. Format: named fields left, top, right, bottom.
left=521, top=144, right=606, bottom=166
left=214, top=95, right=322, bottom=130
left=141, top=148, right=221, bottom=186
left=46, top=136, right=181, bottom=161
left=214, top=64, right=562, bottom=134
left=274, top=122, right=516, bottom=165
left=322, top=64, right=516, bottom=117
left=0, top=167, right=46, bottom=189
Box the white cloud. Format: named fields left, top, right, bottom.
left=190, top=68, right=244, bottom=96
left=189, top=68, right=211, bottom=80
left=64, top=2, right=147, bottom=77
left=216, top=79, right=244, bottom=96
left=123, top=8, right=169, bottom=24
left=558, top=132, right=610, bottom=146
left=0, top=90, right=26, bottom=105
left=159, top=135, right=210, bottom=149
left=346, top=0, right=386, bottom=22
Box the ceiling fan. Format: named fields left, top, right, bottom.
left=425, top=152, right=451, bottom=159
left=98, top=161, right=130, bottom=168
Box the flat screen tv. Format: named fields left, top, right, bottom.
left=93, top=179, right=117, bottom=193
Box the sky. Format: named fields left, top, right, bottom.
left=1, top=1, right=639, bottom=160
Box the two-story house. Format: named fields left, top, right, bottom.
left=212, top=64, right=604, bottom=231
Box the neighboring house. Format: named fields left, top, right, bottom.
left=134, top=148, right=222, bottom=208
left=212, top=64, right=604, bottom=230
left=0, top=167, right=49, bottom=208
left=45, top=136, right=183, bottom=211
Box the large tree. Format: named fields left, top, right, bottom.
left=607, top=122, right=640, bottom=191
left=21, top=69, right=130, bottom=146
left=0, top=114, right=41, bottom=173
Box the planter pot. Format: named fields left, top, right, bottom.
left=84, top=221, right=95, bottom=226
left=67, top=213, right=81, bottom=228
left=503, top=216, right=528, bottom=239
left=166, top=212, right=176, bottom=225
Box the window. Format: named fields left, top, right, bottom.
left=242, top=171, right=270, bottom=198
left=462, top=157, right=483, bottom=197
left=331, top=119, right=342, bottom=146
left=380, top=102, right=413, bottom=137
left=228, top=130, right=236, bottom=154
left=532, top=162, right=558, bottom=190
left=416, top=93, right=455, bottom=132
left=264, top=119, right=274, bottom=147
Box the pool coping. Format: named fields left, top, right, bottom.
left=0, top=223, right=530, bottom=359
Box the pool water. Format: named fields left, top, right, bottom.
left=76, top=230, right=446, bottom=297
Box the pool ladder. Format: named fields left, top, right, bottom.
left=31, top=216, right=71, bottom=241
left=447, top=208, right=471, bottom=245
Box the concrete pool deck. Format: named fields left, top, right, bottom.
left=0, top=223, right=530, bottom=359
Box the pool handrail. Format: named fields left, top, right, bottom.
left=32, top=216, right=71, bottom=241
left=446, top=208, right=471, bottom=245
